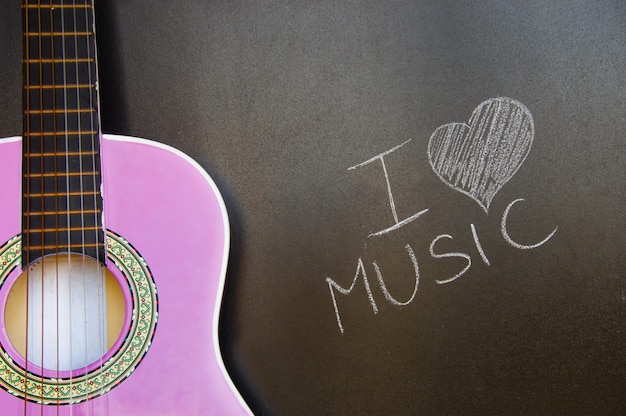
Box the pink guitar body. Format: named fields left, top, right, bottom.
left=0, top=134, right=251, bottom=415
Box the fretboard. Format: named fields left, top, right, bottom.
left=21, top=0, right=104, bottom=266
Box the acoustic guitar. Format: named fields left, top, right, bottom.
left=0, top=1, right=251, bottom=414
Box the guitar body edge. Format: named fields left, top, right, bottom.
left=0, top=134, right=251, bottom=416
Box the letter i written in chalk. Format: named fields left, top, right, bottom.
left=348, top=138, right=429, bottom=238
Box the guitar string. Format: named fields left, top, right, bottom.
left=83, top=0, right=108, bottom=413
left=60, top=2, right=96, bottom=413
left=85, top=1, right=99, bottom=412
left=69, top=0, right=88, bottom=412
left=46, top=0, right=62, bottom=412
left=71, top=1, right=105, bottom=413
left=22, top=0, right=31, bottom=414
left=20, top=2, right=105, bottom=413
left=58, top=0, right=75, bottom=412
left=36, top=1, right=45, bottom=415
left=74, top=1, right=104, bottom=414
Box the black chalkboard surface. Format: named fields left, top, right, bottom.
left=0, top=1, right=624, bottom=415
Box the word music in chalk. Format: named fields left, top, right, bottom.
left=325, top=98, right=558, bottom=334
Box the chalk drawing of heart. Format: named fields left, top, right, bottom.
left=427, top=97, right=534, bottom=214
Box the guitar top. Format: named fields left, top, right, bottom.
left=0, top=1, right=251, bottom=414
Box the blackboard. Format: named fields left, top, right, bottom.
left=1, top=1, right=624, bottom=415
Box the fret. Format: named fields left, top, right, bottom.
left=23, top=202, right=102, bottom=218
left=25, top=244, right=102, bottom=250
left=25, top=190, right=99, bottom=197
left=25, top=171, right=98, bottom=178
left=26, top=84, right=94, bottom=89
left=24, top=32, right=92, bottom=37
left=24, top=130, right=98, bottom=136
left=25, top=134, right=99, bottom=154
left=24, top=225, right=101, bottom=233
left=22, top=192, right=102, bottom=221
left=23, top=211, right=101, bottom=230
left=23, top=247, right=105, bottom=265
left=24, top=209, right=101, bottom=217
left=24, top=233, right=103, bottom=248
left=24, top=6, right=92, bottom=10
left=25, top=109, right=95, bottom=114
left=25, top=151, right=97, bottom=157
left=23, top=172, right=101, bottom=188
left=24, top=58, right=94, bottom=64
left=24, top=226, right=101, bottom=235
left=23, top=0, right=92, bottom=6
left=24, top=174, right=101, bottom=195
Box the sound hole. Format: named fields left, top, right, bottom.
left=4, top=254, right=125, bottom=372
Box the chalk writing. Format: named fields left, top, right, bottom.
left=373, top=244, right=420, bottom=306
left=348, top=138, right=429, bottom=237
left=429, top=234, right=472, bottom=285
left=428, top=97, right=534, bottom=214
left=470, top=223, right=491, bottom=266
left=326, top=204, right=558, bottom=333
left=326, top=259, right=378, bottom=334
left=326, top=98, right=558, bottom=333
left=501, top=198, right=558, bottom=249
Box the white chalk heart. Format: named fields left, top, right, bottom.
left=427, top=97, right=534, bottom=213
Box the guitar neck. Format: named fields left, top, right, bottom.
left=21, top=0, right=105, bottom=266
